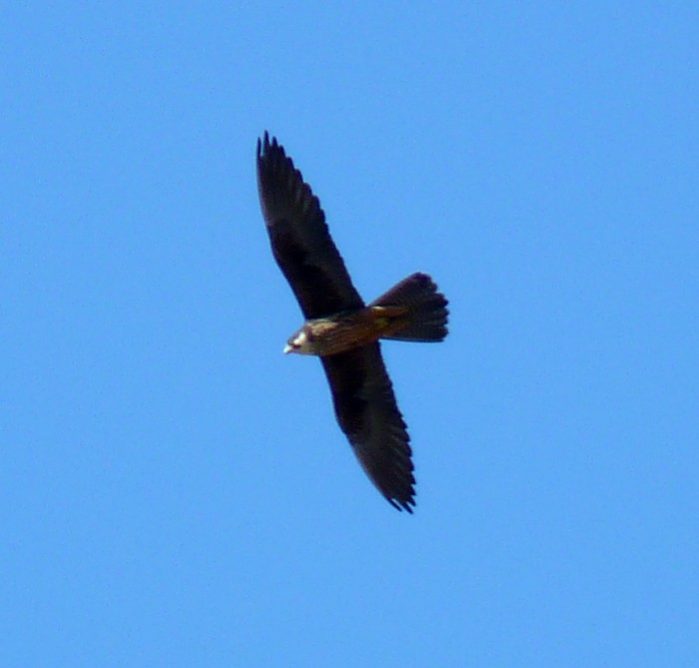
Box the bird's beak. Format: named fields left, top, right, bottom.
left=283, top=344, right=293, bottom=354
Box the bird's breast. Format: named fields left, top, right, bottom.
left=304, top=307, right=406, bottom=356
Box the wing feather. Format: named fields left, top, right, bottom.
left=321, top=344, right=416, bottom=512
left=257, top=132, right=364, bottom=319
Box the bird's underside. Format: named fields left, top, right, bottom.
left=256, top=132, right=449, bottom=512
left=284, top=303, right=429, bottom=357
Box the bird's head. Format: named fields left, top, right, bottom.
left=283, top=327, right=313, bottom=355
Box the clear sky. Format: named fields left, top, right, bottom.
left=3, top=3, right=698, bottom=666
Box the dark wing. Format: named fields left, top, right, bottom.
left=321, top=343, right=415, bottom=512
left=257, top=132, right=364, bottom=319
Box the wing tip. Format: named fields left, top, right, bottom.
left=257, top=130, right=280, bottom=158
left=387, top=495, right=416, bottom=513
left=386, top=473, right=417, bottom=513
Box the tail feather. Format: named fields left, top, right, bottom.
left=370, top=273, right=449, bottom=342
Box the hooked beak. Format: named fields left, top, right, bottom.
left=283, top=344, right=293, bottom=354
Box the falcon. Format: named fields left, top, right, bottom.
left=256, top=132, right=449, bottom=512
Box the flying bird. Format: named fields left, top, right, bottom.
left=256, top=132, right=449, bottom=512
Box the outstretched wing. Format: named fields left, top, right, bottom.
left=257, top=132, right=364, bottom=319
left=321, top=343, right=416, bottom=512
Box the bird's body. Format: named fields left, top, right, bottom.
left=256, top=132, right=448, bottom=512
left=284, top=300, right=429, bottom=356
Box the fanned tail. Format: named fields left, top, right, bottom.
left=370, top=272, right=449, bottom=342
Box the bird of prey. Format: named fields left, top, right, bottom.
left=256, top=132, right=449, bottom=512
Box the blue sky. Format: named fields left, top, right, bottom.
left=3, top=3, right=698, bottom=666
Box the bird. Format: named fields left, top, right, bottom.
left=256, top=132, right=449, bottom=512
